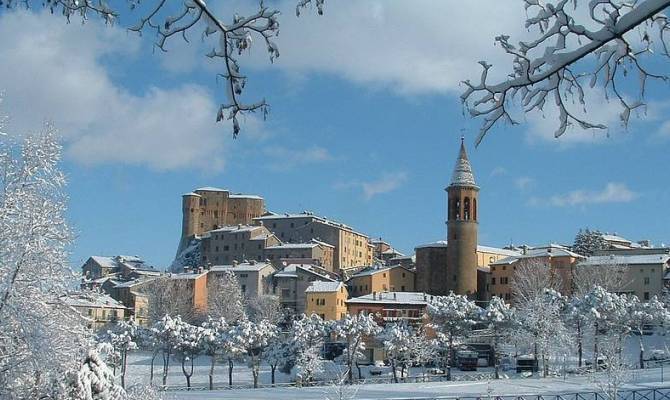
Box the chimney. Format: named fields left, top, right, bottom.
left=183, top=266, right=190, bottom=274
left=393, top=293, right=397, bottom=300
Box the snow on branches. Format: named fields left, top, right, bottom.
left=462, top=0, right=670, bottom=145
left=332, top=313, right=381, bottom=382
left=3, top=0, right=324, bottom=138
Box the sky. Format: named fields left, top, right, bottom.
left=0, top=1, right=668, bottom=269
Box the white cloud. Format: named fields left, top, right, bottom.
left=490, top=166, right=508, bottom=177
left=532, top=182, right=638, bottom=207
left=0, top=10, right=241, bottom=171
left=515, top=177, right=535, bottom=191
left=659, top=120, right=670, bottom=138
left=212, top=0, right=529, bottom=95
left=362, top=172, right=408, bottom=200
left=262, top=145, right=333, bottom=170
left=334, top=171, right=408, bottom=200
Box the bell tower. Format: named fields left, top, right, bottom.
left=445, top=138, right=479, bottom=297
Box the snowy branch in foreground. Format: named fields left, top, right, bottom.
left=462, top=0, right=670, bottom=145
left=3, top=0, right=324, bottom=138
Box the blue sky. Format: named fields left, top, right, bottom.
left=0, top=2, right=668, bottom=268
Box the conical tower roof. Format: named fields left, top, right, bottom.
left=450, top=138, right=477, bottom=187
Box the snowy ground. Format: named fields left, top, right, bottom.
left=122, top=334, right=670, bottom=399
left=165, top=369, right=670, bottom=400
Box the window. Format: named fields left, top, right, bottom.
left=505, top=293, right=511, bottom=301
left=644, top=277, right=650, bottom=285
left=491, top=277, right=496, bottom=285
left=224, top=245, right=229, bottom=251
left=401, top=285, right=405, bottom=291
left=241, top=284, right=246, bottom=293
left=644, top=292, right=650, bottom=300
left=240, top=273, right=248, bottom=278
left=402, top=273, right=406, bottom=278
left=215, top=246, right=219, bottom=252
left=502, top=265, right=506, bottom=271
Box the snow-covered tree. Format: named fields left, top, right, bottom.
left=481, top=296, right=515, bottom=379
left=0, top=117, right=91, bottom=398
left=580, top=286, right=630, bottom=369
left=573, top=258, right=627, bottom=296
left=333, top=313, right=382, bottom=382
left=264, top=335, right=291, bottom=385
left=511, top=259, right=564, bottom=304
left=232, top=318, right=277, bottom=388
left=427, top=292, right=479, bottom=380
left=573, top=229, right=609, bottom=257
left=104, top=320, right=140, bottom=388
left=144, top=276, right=196, bottom=324
left=409, top=326, right=438, bottom=381
left=463, top=0, right=670, bottom=145
left=172, top=319, right=204, bottom=389
left=208, top=270, right=246, bottom=323
left=201, top=317, right=232, bottom=390
left=515, top=289, right=573, bottom=377
left=247, top=294, right=284, bottom=325
left=626, top=295, right=670, bottom=368
left=58, top=348, right=126, bottom=400
left=150, top=315, right=183, bottom=387
left=3, top=0, right=324, bottom=137
left=288, top=313, right=330, bottom=384
left=381, top=322, right=414, bottom=382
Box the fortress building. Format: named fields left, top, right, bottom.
left=181, top=187, right=265, bottom=239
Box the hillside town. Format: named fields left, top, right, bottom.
left=64, top=141, right=670, bottom=391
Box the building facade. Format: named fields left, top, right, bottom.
left=347, top=265, right=415, bottom=297
left=208, top=261, right=276, bottom=298
left=272, top=263, right=339, bottom=315
left=60, top=293, right=126, bottom=331
left=305, top=281, right=349, bottom=320
left=264, top=241, right=335, bottom=271
left=254, top=212, right=373, bottom=273
left=489, top=245, right=583, bottom=303
left=181, top=187, right=265, bottom=239
left=200, top=224, right=280, bottom=265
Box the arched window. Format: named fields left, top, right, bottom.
left=455, top=198, right=461, bottom=220
left=464, top=197, right=471, bottom=220
left=473, top=198, right=477, bottom=221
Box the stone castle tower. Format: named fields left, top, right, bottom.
left=445, top=138, right=479, bottom=297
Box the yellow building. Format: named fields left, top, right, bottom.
left=305, top=281, right=349, bottom=320
left=347, top=265, right=415, bottom=298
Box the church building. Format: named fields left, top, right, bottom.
left=415, top=139, right=519, bottom=302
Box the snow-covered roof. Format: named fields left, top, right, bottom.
left=305, top=281, right=345, bottom=293
left=113, top=277, right=159, bottom=288
left=61, top=293, right=126, bottom=309
left=274, top=263, right=337, bottom=281
left=414, top=241, right=521, bottom=257
left=449, top=139, right=477, bottom=187
left=195, top=186, right=227, bottom=192
left=347, top=292, right=431, bottom=305
left=182, top=192, right=202, bottom=197
left=90, top=256, right=117, bottom=270
left=349, top=264, right=413, bottom=279
left=229, top=194, right=263, bottom=200
left=265, top=243, right=320, bottom=250
left=382, top=248, right=405, bottom=256
left=208, top=225, right=263, bottom=234
left=579, top=254, right=670, bottom=267
left=170, top=271, right=208, bottom=280
left=490, top=245, right=582, bottom=266
left=210, top=262, right=275, bottom=273
left=601, top=234, right=633, bottom=245
left=254, top=212, right=369, bottom=238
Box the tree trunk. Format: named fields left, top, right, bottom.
left=162, top=350, right=170, bottom=386
left=347, top=360, right=353, bottom=383
left=228, top=358, right=234, bottom=387
left=356, top=361, right=362, bottom=381
left=121, top=350, right=127, bottom=389
left=577, top=321, right=583, bottom=367
left=209, top=354, right=216, bottom=390
left=150, top=350, right=158, bottom=385
left=594, top=323, right=599, bottom=372
left=447, top=334, right=453, bottom=381
left=391, top=359, right=398, bottom=383
left=639, top=336, right=645, bottom=369
left=542, top=353, right=548, bottom=377
left=252, top=361, right=259, bottom=388
left=271, top=365, right=276, bottom=385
